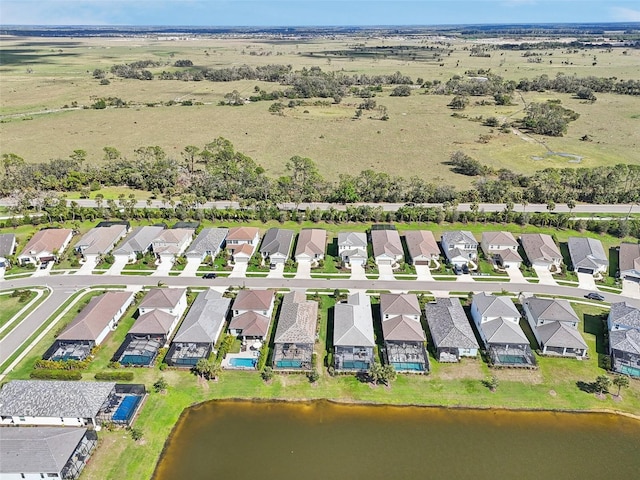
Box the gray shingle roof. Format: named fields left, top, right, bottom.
left=113, top=225, right=164, bottom=255
left=337, top=232, right=367, bottom=249
left=129, top=310, right=176, bottom=335
left=568, top=237, right=609, bottom=270
left=0, top=427, right=87, bottom=475
left=273, top=292, right=317, bottom=344
left=139, top=288, right=186, bottom=310
left=371, top=229, right=403, bottom=258
left=260, top=228, right=295, bottom=257
left=57, top=291, right=134, bottom=342
left=334, top=292, right=375, bottom=347
left=481, top=318, right=528, bottom=344
left=609, top=302, right=640, bottom=329
left=425, top=298, right=478, bottom=350
left=610, top=328, right=640, bottom=355
left=404, top=230, right=440, bottom=260
left=523, top=297, right=580, bottom=324
left=619, top=243, right=640, bottom=275
left=520, top=233, right=562, bottom=264
left=380, top=293, right=421, bottom=317
left=482, top=231, right=518, bottom=250
left=186, top=228, right=228, bottom=257
left=537, top=322, right=588, bottom=349
left=172, top=290, right=230, bottom=344
left=442, top=230, right=477, bottom=246
left=0, top=233, right=16, bottom=257
left=473, top=292, right=520, bottom=319
left=228, top=311, right=271, bottom=338
left=76, top=224, right=127, bottom=255
left=0, top=380, right=115, bottom=418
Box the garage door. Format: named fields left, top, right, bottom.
left=377, top=259, right=393, bottom=266
left=414, top=260, right=430, bottom=266
left=577, top=267, right=594, bottom=274
left=624, top=274, right=640, bottom=283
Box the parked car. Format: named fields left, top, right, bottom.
left=585, top=292, right=605, bottom=301
left=462, top=264, right=470, bottom=275
left=39, top=262, right=49, bottom=270
left=202, top=272, right=217, bottom=279
left=453, top=264, right=463, bottom=275
left=269, top=263, right=277, bottom=270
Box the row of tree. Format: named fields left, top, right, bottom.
left=3, top=140, right=640, bottom=207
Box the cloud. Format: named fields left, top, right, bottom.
left=610, top=6, right=640, bottom=21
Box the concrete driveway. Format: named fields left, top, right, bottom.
left=106, top=256, right=129, bottom=275
left=458, top=273, right=474, bottom=282
left=32, top=263, right=52, bottom=277
left=152, top=259, right=174, bottom=276
left=505, top=266, right=525, bottom=283
left=229, top=261, right=248, bottom=278
left=415, top=265, right=434, bottom=281
left=533, top=266, right=557, bottom=286
left=622, top=279, right=640, bottom=299
left=577, top=272, right=598, bottom=291
left=267, top=263, right=284, bottom=279
left=349, top=263, right=367, bottom=280
left=180, top=258, right=202, bottom=277
left=378, top=264, right=395, bottom=280
left=295, top=261, right=311, bottom=279
left=76, top=258, right=98, bottom=275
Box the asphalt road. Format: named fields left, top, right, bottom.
left=2, top=273, right=639, bottom=367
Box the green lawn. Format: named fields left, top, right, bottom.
left=0, top=291, right=37, bottom=328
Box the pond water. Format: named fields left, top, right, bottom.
left=153, top=400, right=640, bottom=480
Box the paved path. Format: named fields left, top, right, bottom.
left=229, top=262, right=248, bottom=278
left=505, top=267, right=525, bottom=283
left=349, top=264, right=367, bottom=280
left=577, top=272, right=598, bottom=291
left=415, top=265, right=434, bottom=281
left=378, top=264, right=394, bottom=280
left=180, top=258, right=201, bottom=277
left=534, top=267, right=557, bottom=286
left=295, top=261, right=311, bottom=279
left=267, top=263, right=284, bottom=279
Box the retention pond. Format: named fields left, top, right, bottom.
left=154, top=400, right=640, bottom=480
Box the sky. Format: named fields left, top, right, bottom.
left=2, top=0, right=640, bottom=27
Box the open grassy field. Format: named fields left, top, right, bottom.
left=1, top=35, right=639, bottom=185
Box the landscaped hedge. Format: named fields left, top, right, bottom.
left=34, top=359, right=90, bottom=370
left=95, top=371, right=134, bottom=381
left=30, top=369, right=82, bottom=380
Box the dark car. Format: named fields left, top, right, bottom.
left=453, top=264, right=463, bottom=275
left=585, top=292, right=605, bottom=301
left=39, top=262, right=49, bottom=270
left=202, top=273, right=217, bottom=279
left=462, top=264, right=470, bottom=275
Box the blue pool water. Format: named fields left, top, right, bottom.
left=341, top=361, right=370, bottom=370
left=112, top=395, right=141, bottom=423
left=620, top=365, right=640, bottom=377
left=276, top=360, right=303, bottom=369
left=392, top=362, right=425, bottom=371
left=230, top=357, right=257, bottom=368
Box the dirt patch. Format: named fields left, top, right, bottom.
left=549, top=389, right=557, bottom=397
left=197, top=376, right=210, bottom=391
left=436, top=360, right=484, bottom=380
left=493, top=368, right=544, bottom=384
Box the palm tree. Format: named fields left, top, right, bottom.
left=594, top=374, right=611, bottom=396
left=612, top=375, right=629, bottom=397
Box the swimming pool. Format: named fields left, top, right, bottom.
left=341, top=361, right=370, bottom=370
left=392, top=362, right=425, bottom=371
left=229, top=357, right=256, bottom=368
left=620, top=365, right=640, bottom=377
left=112, top=395, right=141, bottom=424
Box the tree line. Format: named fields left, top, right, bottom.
left=3, top=140, right=640, bottom=209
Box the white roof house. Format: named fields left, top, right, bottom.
left=337, top=232, right=368, bottom=266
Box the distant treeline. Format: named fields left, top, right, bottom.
left=3, top=139, right=640, bottom=208
left=101, top=61, right=640, bottom=98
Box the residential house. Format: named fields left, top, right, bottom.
left=167, top=290, right=231, bottom=367
left=440, top=230, right=478, bottom=267
left=0, top=233, right=16, bottom=257
left=481, top=231, right=523, bottom=269
left=151, top=228, right=194, bottom=263
left=522, top=296, right=588, bottom=358
left=75, top=224, right=128, bottom=262
left=404, top=230, right=440, bottom=266
left=259, top=228, right=294, bottom=265
left=226, top=227, right=260, bottom=263
left=380, top=293, right=428, bottom=372
left=424, top=297, right=479, bottom=362
left=18, top=228, right=73, bottom=265
left=337, top=232, right=368, bottom=267
left=619, top=243, right=640, bottom=283
left=0, top=380, right=116, bottom=428
left=608, top=302, right=640, bottom=377
left=185, top=227, right=228, bottom=262
left=0, top=427, right=98, bottom=480
left=115, top=288, right=187, bottom=366
left=333, top=292, right=375, bottom=372
left=44, top=291, right=134, bottom=361
left=371, top=229, right=404, bottom=267
left=0, top=233, right=16, bottom=268
left=294, top=228, right=327, bottom=265
left=568, top=237, right=609, bottom=276
left=113, top=225, right=164, bottom=263
left=519, top=233, right=563, bottom=271
left=470, top=292, right=536, bottom=367
left=272, top=291, right=318, bottom=370
left=229, top=289, right=275, bottom=341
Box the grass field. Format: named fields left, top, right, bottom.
left=1, top=36, right=639, bottom=185
left=0, top=290, right=37, bottom=329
